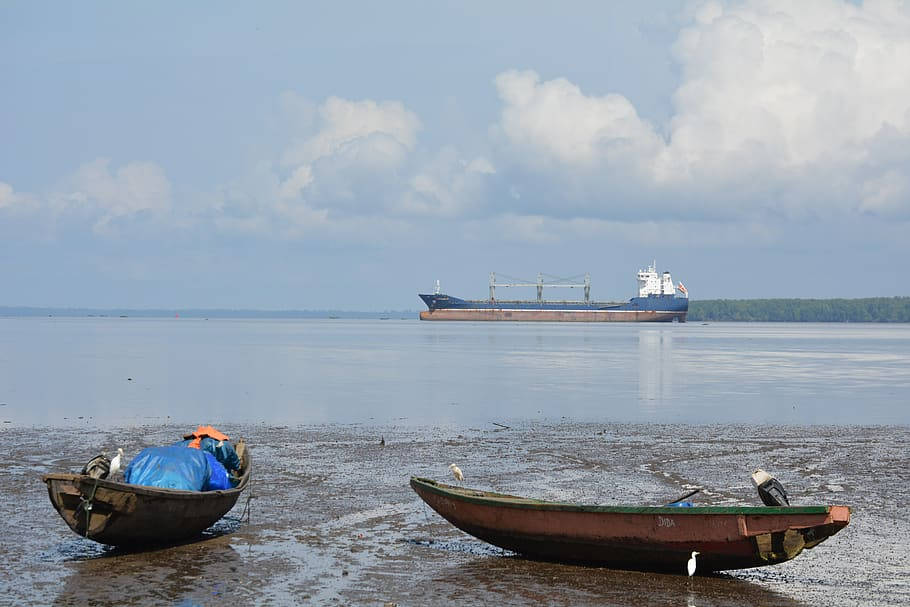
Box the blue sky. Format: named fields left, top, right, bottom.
left=2, top=1, right=909, bottom=309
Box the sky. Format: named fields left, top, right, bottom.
left=2, top=0, right=910, bottom=310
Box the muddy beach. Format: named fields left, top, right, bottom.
left=2, top=422, right=907, bottom=606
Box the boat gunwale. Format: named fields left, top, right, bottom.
left=410, top=477, right=846, bottom=516
left=42, top=473, right=246, bottom=499
left=42, top=443, right=252, bottom=499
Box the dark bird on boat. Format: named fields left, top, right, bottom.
left=81, top=453, right=111, bottom=479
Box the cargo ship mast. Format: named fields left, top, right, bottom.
left=489, top=272, right=591, bottom=303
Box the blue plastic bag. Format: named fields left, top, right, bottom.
left=667, top=501, right=695, bottom=508
left=202, top=452, right=232, bottom=490
left=124, top=446, right=211, bottom=491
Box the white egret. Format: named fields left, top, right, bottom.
left=687, top=551, right=700, bottom=576
left=109, top=448, right=124, bottom=477
left=449, top=463, right=464, bottom=483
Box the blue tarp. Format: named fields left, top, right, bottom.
left=202, top=452, right=231, bottom=491
left=124, top=446, right=211, bottom=491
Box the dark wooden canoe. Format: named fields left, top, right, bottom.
left=43, top=441, right=251, bottom=546
left=410, top=477, right=850, bottom=573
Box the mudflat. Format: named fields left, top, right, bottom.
left=4, top=422, right=907, bottom=606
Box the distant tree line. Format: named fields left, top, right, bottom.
left=689, top=297, right=910, bottom=322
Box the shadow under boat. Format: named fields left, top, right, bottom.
left=423, top=554, right=809, bottom=607
left=55, top=535, right=245, bottom=606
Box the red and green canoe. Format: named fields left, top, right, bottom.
left=410, top=477, right=849, bottom=573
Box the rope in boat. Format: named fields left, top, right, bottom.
left=238, top=476, right=253, bottom=524
left=223, top=467, right=253, bottom=525
left=74, top=477, right=101, bottom=538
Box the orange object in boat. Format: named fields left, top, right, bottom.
left=183, top=425, right=230, bottom=449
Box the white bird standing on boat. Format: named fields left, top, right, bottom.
left=109, top=448, right=124, bottom=477
left=449, top=463, right=464, bottom=483
left=687, top=551, right=700, bottom=576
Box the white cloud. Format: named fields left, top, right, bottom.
left=861, top=170, right=910, bottom=215
left=6, top=0, right=909, bottom=248
left=214, top=94, right=498, bottom=237
left=274, top=96, right=422, bottom=218
left=280, top=97, right=421, bottom=185
left=667, top=0, right=910, bottom=170
left=0, top=182, right=13, bottom=207
left=61, top=158, right=172, bottom=233
left=491, top=0, right=910, bottom=223
left=282, top=97, right=420, bottom=167
left=0, top=181, right=29, bottom=209
left=494, top=70, right=664, bottom=173
left=398, top=147, right=495, bottom=217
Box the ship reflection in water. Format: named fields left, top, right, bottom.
left=638, top=329, right=675, bottom=412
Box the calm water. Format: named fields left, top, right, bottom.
left=0, top=317, right=908, bottom=426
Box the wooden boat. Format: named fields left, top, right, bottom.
left=410, top=477, right=850, bottom=573
left=43, top=440, right=251, bottom=546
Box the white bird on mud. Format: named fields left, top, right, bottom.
left=109, top=448, right=124, bottom=477
left=449, top=463, right=464, bottom=483
left=687, top=551, right=700, bottom=576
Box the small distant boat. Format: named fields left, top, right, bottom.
left=43, top=440, right=251, bottom=546
left=410, top=477, right=850, bottom=573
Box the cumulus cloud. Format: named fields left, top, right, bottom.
left=493, top=70, right=664, bottom=172
left=281, top=96, right=420, bottom=168
left=215, top=94, right=496, bottom=237
left=398, top=148, right=496, bottom=218
left=61, top=158, right=173, bottom=233
left=860, top=170, right=910, bottom=215
left=1, top=161, right=173, bottom=238
left=276, top=97, right=422, bottom=213
left=5, top=0, right=909, bottom=249
left=492, top=0, right=910, bottom=221
left=0, top=181, right=32, bottom=210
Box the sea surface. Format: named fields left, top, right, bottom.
left=0, top=318, right=908, bottom=606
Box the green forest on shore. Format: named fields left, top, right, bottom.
left=688, top=297, right=910, bottom=322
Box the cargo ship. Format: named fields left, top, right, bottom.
left=419, top=263, right=688, bottom=322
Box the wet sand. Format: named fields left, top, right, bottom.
left=2, top=422, right=907, bottom=606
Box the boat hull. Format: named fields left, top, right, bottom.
left=43, top=444, right=251, bottom=546
left=410, top=477, right=849, bottom=573
left=418, top=293, right=688, bottom=323
left=419, top=309, right=685, bottom=322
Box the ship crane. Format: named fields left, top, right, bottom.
left=489, top=272, right=591, bottom=303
